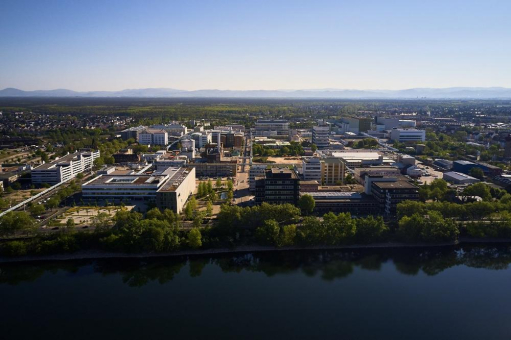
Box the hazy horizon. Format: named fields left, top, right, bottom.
left=2, top=0, right=511, bottom=91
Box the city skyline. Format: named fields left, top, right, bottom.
left=2, top=0, right=511, bottom=91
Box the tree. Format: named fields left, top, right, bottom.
left=469, top=167, right=484, bottom=180
left=187, top=228, right=202, bottom=248
left=298, top=194, right=315, bottom=215
left=215, top=178, right=222, bottom=189
left=197, top=182, right=205, bottom=197
left=66, top=218, right=75, bottom=229
left=146, top=207, right=163, bottom=220
left=355, top=216, right=388, bottom=243
left=255, top=219, right=281, bottom=246
left=30, top=204, right=46, bottom=216
left=92, top=212, right=111, bottom=231
left=463, top=183, right=492, bottom=201
left=227, top=180, right=234, bottom=191
left=46, top=198, right=60, bottom=210
left=227, top=190, right=234, bottom=201
left=207, top=179, right=213, bottom=193
left=206, top=201, right=213, bottom=217
left=0, top=211, right=35, bottom=236
left=193, top=212, right=205, bottom=228
left=311, top=144, right=318, bottom=152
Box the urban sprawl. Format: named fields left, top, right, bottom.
left=1, top=99, right=511, bottom=256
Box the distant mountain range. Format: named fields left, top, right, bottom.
left=2, top=87, right=511, bottom=99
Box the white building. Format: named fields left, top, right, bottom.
left=31, top=150, right=100, bottom=185
left=254, top=119, right=289, bottom=137
left=82, top=166, right=196, bottom=213
left=389, top=129, right=426, bottom=142
left=330, top=151, right=387, bottom=167
left=302, top=157, right=322, bottom=181
left=151, top=123, right=188, bottom=137
left=312, top=125, right=330, bottom=149
left=138, top=129, right=169, bottom=146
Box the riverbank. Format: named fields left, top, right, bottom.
left=1, top=238, right=511, bottom=264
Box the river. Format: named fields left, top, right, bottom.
left=2, top=245, right=511, bottom=339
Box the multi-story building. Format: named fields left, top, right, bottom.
left=354, top=166, right=402, bottom=185
left=321, top=157, right=345, bottom=185
left=254, top=119, right=289, bottom=137
left=389, top=129, right=426, bottom=142
left=138, top=129, right=168, bottom=146
left=249, top=165, right=267, bottom=191
left=120, top=126, right=146, bottom=140
left=312, top=124, right=330, bottom=149
left=113, top=149, right=140, bottom=164
left=31, top=149, right=100, bottom=185
left=370, top=180, right=419, bottom=216
left=189, top=162, right=237, bottom=177
left=505, top=134, right=511, bottom=159
left=255, top=168, right=300, bottom=205
left=151, top=123, right=188, bottom=137
left=302, top=157, right=322, bottom=181
left=82, top=166, right=195, bottom=213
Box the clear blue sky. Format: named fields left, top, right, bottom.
left=1, top=0, right=510, bottom=91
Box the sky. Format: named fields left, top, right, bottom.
left=1, top=0, right=511, bottom=91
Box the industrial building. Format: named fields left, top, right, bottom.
left=443, top=171, right=480, bottom=185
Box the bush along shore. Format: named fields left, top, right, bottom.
left=3, top=192, right=511, bottom=260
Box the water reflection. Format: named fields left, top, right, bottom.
left=1, top=245, right=511, bottom=287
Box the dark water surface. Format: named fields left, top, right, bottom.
left=2, top=245, right=511, bottom=340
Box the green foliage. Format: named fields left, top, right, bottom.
left=0, top=211, right=35, bottom=236
left=355, top=216, right=388, bottom=243
left=398, top=211, right=459, bottom=243
left=30, top=204, right=46, bottom=216
left=188, top=228, right=202, bottom=249
left=462, top=183, right=492, bottom=201
left=469, top=167, right=484, bottom=180
left=298, top=194, right=315, bottom=215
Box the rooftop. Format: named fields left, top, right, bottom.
left=372, top=181, right=417, bottom=190
left=443, top=171, right=479, bottom=181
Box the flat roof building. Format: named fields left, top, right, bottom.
left=443, top=171, right=480, bottom=185
left=82, top=166, right=195, bottom=213
left=32, top=149, right=100, bottom=185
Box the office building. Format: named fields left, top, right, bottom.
left=150, top=123, right=188, bottom=137
left=32, top=149, right=100, bottom=185
left=138, top=129, right=168, bottom=146
left=113, top=149, right=140, bottom=164
left=249, top=165, right=267, bottom=191
left=302, top=157, right=322, bottom=181
left=82, top=167, right=195, bottom=213
left=389, top=129, right=426, bottom=142
left=254, top=119, right=289, bottom=137
left=321, top=157, right=345, bottom=185
left=120, top=126, right=146, bottom=140
left=371, top=180, right=419, bottom=216
left=255, top=168, right=300, bottom=205
left=312, top=124, right=330, bottom=149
